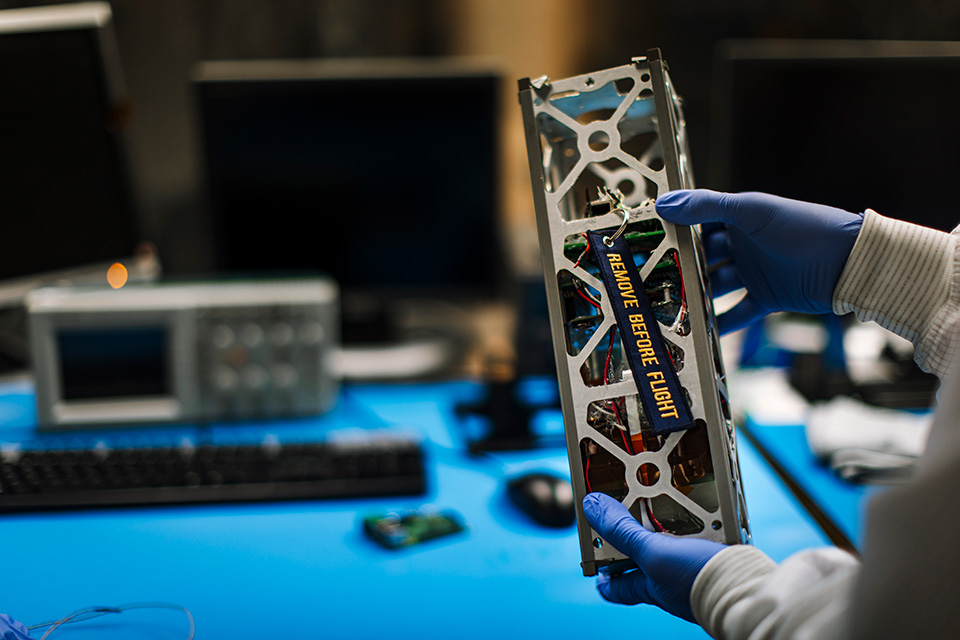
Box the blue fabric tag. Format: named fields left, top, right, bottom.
left=587, top=230, right=694, bottom=436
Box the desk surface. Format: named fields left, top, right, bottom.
left=0, top=379, right=828, bottom=639
left=742, top=419, right=878, bottom=549
left=730, top=366, right=886, bottom=551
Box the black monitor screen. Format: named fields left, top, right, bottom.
left=0, top=26, right=137, bottom=280
left=713, top=42, right=960, bottom=232
left=197, top=67, right=502, bottom=301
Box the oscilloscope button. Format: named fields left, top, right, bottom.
left=212, top=366, right=239, bottom=392
left=298, top=322, right=324, bottom=346
left=242, top=365, right=269, bottom=390
left=239, top=323, right=265, bottom=348
left=212, top=325, right=235, bottom=349
left=269, top=323, right=294, bottom=347
left=271, top=364, right=299, bottom=389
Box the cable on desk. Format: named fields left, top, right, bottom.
left=738, top=422, right=859, bottom=556
left=28, top=602, right=194, bottom=640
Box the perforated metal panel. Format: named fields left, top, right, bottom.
left=518, top=51, right=750, bottom=576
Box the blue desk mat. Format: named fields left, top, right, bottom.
left=0, top=380, right=828, bottom=639
left=742, top=418, right=883, bottom=549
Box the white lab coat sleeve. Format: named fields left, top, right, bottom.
left=846, top=358, right=960, bottom=639
left=691, top=545, right=858, bottom=640
left=832, top=210, right=960, bottom=377
left=831, top=212, right=960, bottom=639
left=686, top=210, right=960, bottom=640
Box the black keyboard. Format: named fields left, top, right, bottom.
left=0, top=438, right=425, bottom=512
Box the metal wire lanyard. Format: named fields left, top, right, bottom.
left=572, top=187, right=646, bottom=269
left=595, top=186, right=631, bottom=247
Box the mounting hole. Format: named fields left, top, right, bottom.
left=617, top=180, right=636, bottom=196
left=593, top=537, right=603, bottom=548
left=712, top=520, right=722, bottom=530
left=588, top=130, right=609, bottom=151
left=586, top=76, right=595, bottom=87
left=641, top=73, right=650, bottom=82
left=637, top=463, right=659, bottom=486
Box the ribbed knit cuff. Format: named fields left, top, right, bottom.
left=691, top=545, right=777, bottom=639
left=833, top=210, right=957, bottom=376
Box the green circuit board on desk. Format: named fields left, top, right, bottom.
left=363, top=509, right=465, bottom=549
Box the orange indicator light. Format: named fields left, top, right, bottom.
left=107, top=263, right=128, bottom=289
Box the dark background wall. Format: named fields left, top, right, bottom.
left=4, top=0, right=960, bottom=275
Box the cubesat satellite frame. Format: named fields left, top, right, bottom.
left=518, top=49, right=751, bottom=576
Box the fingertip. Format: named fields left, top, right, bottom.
left=591, top=492, right=620, bottom=506
left=590, top=505, right=656, bottom=562
left=583, top=492, right=624, bottom=527
left=582, top=492, right=602, bottom=522
left=655, top=189, right=692, bottom=207
left=591, top=492, right=625, bottom=519
left=654, top=189, right=693, bottom=220
left=656, top=189, right=725, bottom=225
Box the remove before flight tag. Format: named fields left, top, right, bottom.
left=586, top=230, right=694, bottom=436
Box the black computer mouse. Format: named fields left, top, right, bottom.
left=506, top=472, right=575, bottom=528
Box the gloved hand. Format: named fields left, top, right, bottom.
left=656, top=190, right=864, bottom=334
left=582, top=492, right=726, bottom=623
left=0, top=614, right=31, bottom=640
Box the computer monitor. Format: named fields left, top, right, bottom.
left=193, top=58, right=505, bottom=348
left=0, top=2, right=147, bottom=302
left=711, top=39, right=960, bottom=232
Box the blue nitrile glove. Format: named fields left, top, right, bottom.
left=582, top=493, right=726, bottom=623
left=656, top=190, right=863, bottom=335
left=0, top=614, right=31, bottom=640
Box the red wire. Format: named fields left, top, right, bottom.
left=576, top=287, right=601, bottom=309
left=584, top=456, right=592, bottom=492
left=573, top=234, right=590, bottom=269
left=646, top=499, right=666, bottom=532
left=619, top=423, right=632, bottom=455
left=608, top=398, right=631, bottom=455
left=673, top=250, right=687, bottom=309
